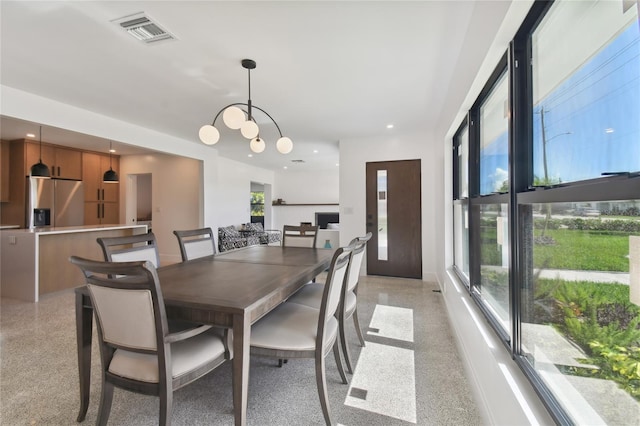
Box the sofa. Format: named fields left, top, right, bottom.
left=217, top=225, right=260, bottom=252
left=244, top=222, right=282, bottom=245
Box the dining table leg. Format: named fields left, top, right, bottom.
left=232, top=313, right=251, bottom=426
left=75, top=291, right=93, bottom=422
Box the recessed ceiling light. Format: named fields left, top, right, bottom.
left=386, top=124, right=394, bottom=129
left=248, top=154, right=253, bottom=157
left=283, top=166, right=288, bottom=170
left=109, top=148, right=116, bottom=153
left=313, top=150, right=318, bottom=154
left=336, top=163, right=340, bottom=167
left=26, top=133, right=35, bottom=138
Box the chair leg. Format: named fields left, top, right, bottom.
left=96, top=379, right=114, bottom=426
left=353, top=308, right=366, bottom=347
left=339, top=314, right=354, bottom=374
left=333, top=341, right=348, bottom=384
left=315, top=354, right=333, bottom=426
left=159, top=383, right=173, bottom=426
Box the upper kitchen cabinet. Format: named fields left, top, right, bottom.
left=82, top=152, right=119, bottom=202
left=83, top=152, right=120, bottom=225
left=25, top=141, right=82, bottom=180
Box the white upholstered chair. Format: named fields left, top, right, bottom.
left=288, top=232, right=372, bottom=373
left=69, top=256, right=229, bottom=426
left=249, top=246, right=352, bottom=426
left=173, top=227, right=216, bottom=261
left=282, top=224, right=319, bottom=248
left=97, top=232, right=160, bottom=267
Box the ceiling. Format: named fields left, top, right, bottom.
left=0, top=1, right=515, bottom=170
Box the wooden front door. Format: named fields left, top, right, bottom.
left=366, top=159, right=422, bottom=279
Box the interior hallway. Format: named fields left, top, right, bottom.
left=0, top=274, right=483, bottom=425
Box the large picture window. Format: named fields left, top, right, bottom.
left=452, top=0, right=640, bottom=423
left=531, top=0, right=640, bottom=185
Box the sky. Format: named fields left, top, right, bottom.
left=480, top=21, right=640, bottom=194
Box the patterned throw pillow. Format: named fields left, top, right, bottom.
left=219, top=225, right=241, bottom=238
left=252, top=223, right=265, bottom=233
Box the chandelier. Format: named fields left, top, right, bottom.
left=199, top=59, right=293, bottom=154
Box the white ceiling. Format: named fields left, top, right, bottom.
left=0, top=1, right=515, bottom=170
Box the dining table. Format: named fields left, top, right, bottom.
left=74, top=245, right=334, bottom=426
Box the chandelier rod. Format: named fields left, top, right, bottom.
left=210, top=102, right=283, bottom=138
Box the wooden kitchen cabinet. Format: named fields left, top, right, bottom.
left=83, top=152, right=119, bottom=224
left=0, top=140, right=10, bottom=202
left=25, top=142, right=82, bottom=180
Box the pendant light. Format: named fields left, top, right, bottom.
left=199, top=59, right=293, bottom=154
left=30, top=126, right=51, bottom=178
left=103, top=141, right=119, bottom=183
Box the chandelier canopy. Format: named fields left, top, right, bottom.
left=199, top=59, right=293, bottom=154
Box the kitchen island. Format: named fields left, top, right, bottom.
left=1, top=224, right=147, bottom=302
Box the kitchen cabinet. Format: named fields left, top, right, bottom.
left=0, top=140, right=9, bottom=202
left=26, top=142, right=82, bottom=180
left=83, top=152, right=119, bottom=225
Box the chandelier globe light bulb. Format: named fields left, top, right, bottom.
left=276, top=137, right=293, bottom=154
left=250, top=137, right=266, bottom=153
left=223, top=106, right=246, bottom=129
left=199, top=125, right=220, bottom=145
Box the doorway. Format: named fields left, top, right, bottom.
left=366, top=160, right=422, bottom=279
left=125, top=173, right=152, bottom=231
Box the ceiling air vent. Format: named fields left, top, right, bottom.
left=113, top=13, right=175, bottom=44
left=291, top=159, right=306, bottom=163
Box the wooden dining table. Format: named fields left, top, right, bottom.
left=74, top=245, right=334, bottom=426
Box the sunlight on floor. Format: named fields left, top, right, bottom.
left=344, top=304, right=417, bottom=423
left=366, top=304, right=414, bottom=343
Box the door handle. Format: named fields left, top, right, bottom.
left=97, top=204, right=100, bottom=219
left=101, top=204, right=105, bottom=219
left=97, top=189, right=100, bottom=200
left=57, top=166, right=61, bottom=176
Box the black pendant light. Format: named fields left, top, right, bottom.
left=103, top=141, right=119, bottom=183
left=30, top=126, right=51, bottom=178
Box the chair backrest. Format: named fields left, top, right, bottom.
left=317, top=246, right=352, bottom=346
left=97, top=232, right=160, bottom=267
left=345, top=232, right=372, bottom=293
left=173, top=228, right=216, bottom=261
left=282, top=224, right=319, bottom=248
left=69, top=256, right=167, bottom=356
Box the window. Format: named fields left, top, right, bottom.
left=531, top=0, right=640, bottom=185
left=451, top=0, right=640, bottom=423
left=250, top=191, right=264, bottom=224
left=453, top=121, right=470, bottom=281
left=480, top=70, right=509, bottom=195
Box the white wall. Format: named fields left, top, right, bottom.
left=273, top=169, right=339, bottom=204
left=121, top=153, right=201, bottom=264
left=339, top=131, right=437, bottom=282
left=271, top=169, right=339, bottom=232
left=216, top=156, right=275, bottom=229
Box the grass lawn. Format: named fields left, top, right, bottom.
left=534, top=229, right=633, bottom=272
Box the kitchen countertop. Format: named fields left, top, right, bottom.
left=0, top=224, right=148, bottom=235
left=0, top=225, right=20, bottom=230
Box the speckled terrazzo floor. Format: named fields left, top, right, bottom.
left=0, top=275, right=482, bottom=425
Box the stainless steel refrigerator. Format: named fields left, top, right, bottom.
left=26, top=177, right=84, bottom=228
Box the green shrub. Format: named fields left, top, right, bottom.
left=534, top=279, right=640, bottom=400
